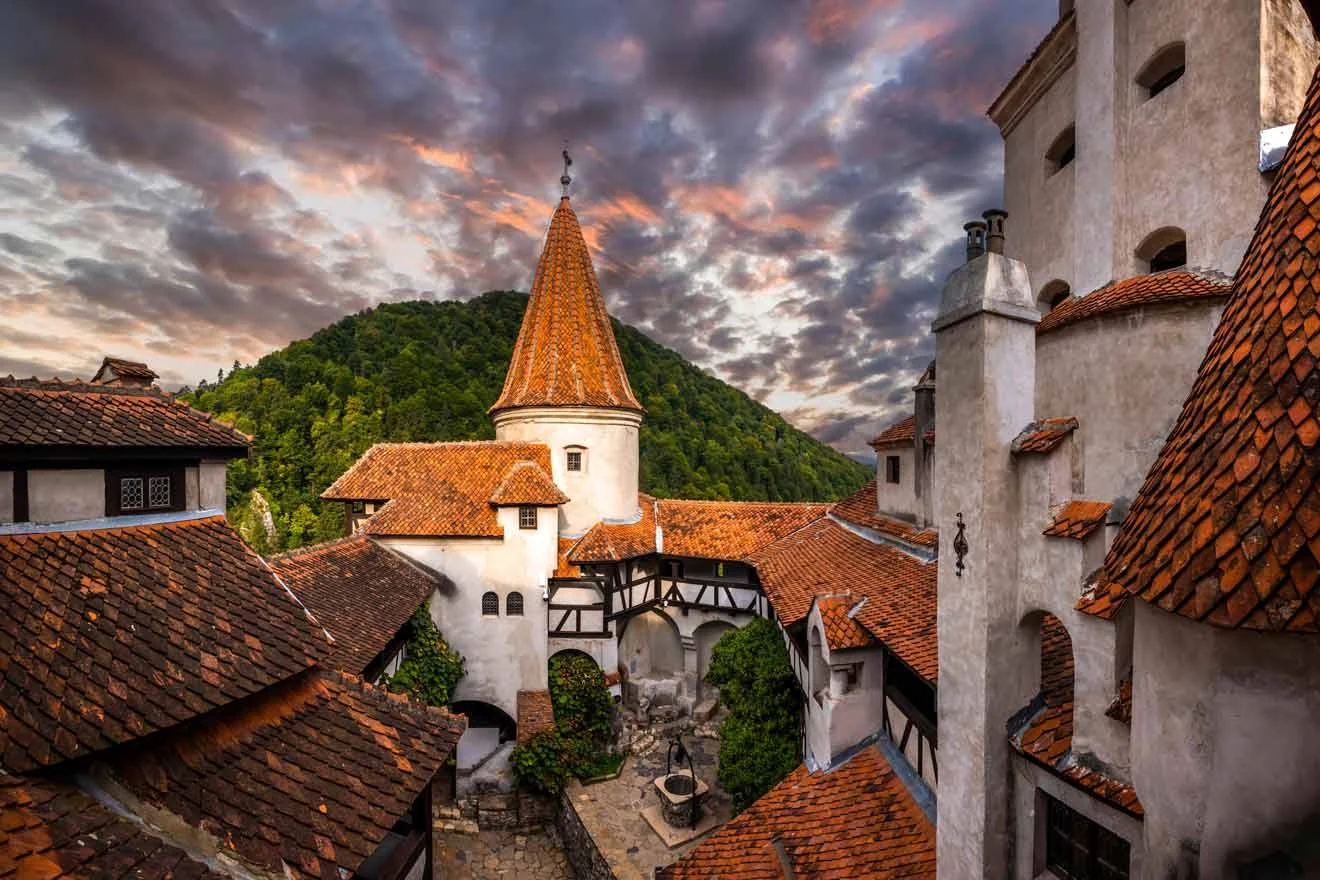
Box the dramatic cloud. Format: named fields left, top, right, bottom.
left=0, top=0, right=1054, bottom=454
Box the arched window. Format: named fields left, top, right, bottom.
left=1136, top=227, right=1187, bottom=273
left=481, top=591, right=499, bottom=616
left=1038, top=279, right=1072, bottom=314
left=1136, top=42, right=1185, bottom=100
left=1045, top=125, right=1076, bottom=176
left=506, top=592, right=524, bottom=616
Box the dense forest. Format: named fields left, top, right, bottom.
left=183, top=291, right=870, bottom=552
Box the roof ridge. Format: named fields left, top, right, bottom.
left=266, top=533, right=369, bottom=562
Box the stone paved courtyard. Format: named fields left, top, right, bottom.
left=434, top=828, right=574, bottom=879
left=566, top=733, right=731, bottom=880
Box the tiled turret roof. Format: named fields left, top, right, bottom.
left=489, top=197, right=642, bottom=414
left=1102, top=62, right=1320, bottom=632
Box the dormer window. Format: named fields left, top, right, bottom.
left=1137, top=43, right=1185, bottom=101
left=519, top=506, right=538, bottom=529
left=1045, top=125, right=1076, bottom=176
left=108, top=467, right=182, bottom=516
left=565, top=447, right=584, bottom=472
left=885, top=456, right=901, bottom=484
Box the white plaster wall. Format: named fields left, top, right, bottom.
left=1034, top=300, right=1224, bottom=505
left=1132, top=601, right=1320, bottom=878
left=619, top=609, right=682, bottom=677
left=492, top=406, right=641, bottom=536
left=380, top=506, right=557, bottom=720
left=0, top=471, right=13, bottom=523
left=694, top=620, right=735, bottom=699
left=874, top=446, right=919, bottom=521
left=28, top=469, right=105, bottom=522
left=199, top=460, right=228, bottom=510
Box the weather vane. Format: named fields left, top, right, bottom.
left=561, top=141, right=573, bottom=196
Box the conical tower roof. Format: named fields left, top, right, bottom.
left=490, top=196, right=642, bottom=415
left=1102, top=59, right=1320, bottom=632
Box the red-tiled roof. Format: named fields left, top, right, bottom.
left=112, top=670, right=463, bottom=880
left=1106, top=674, right=1132, bottom=725
left=1011, top=616, right=1142, bottom=818
left=555, top=537, right=585, bottom=578
left=269, top=536, right=439, bottom=675
left=490, top=197, right=642, bottom=414
left=0, top=378, right=249, bottom=451
left=658, top=500, right=829, bottom=560
left=831, top=480, right=939, bottom=548
left=0, top=774, right=222, bottom=879
left=752, top=517, right=938, bottom=683
left=516, top=689, right=556, bottom=745
left=569, top=495, right=657, bottom=562
left=1035, top=270, right=1231, bottom=335
left=92, top=356, right=159, bottom=385
left=816, top=595, right=871, bottom=651
left=1101, top=65, right=1320, bottom=632
left=1043, top=500, right=1112, bottom=540
left=656, top=746, right=934, bottom=879
left=1011, top=417, right=1078, bottom=455
left=1075, top=572, right=1130, bottom=620
left=869, top=414, right=915, bottom=448
left=0, top=514, right=328, bottom=773
left=322, top=441, right=555, bottom=537
left=489, top=460, right=569, bottom=506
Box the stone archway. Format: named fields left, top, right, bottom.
left=451, top=700, right=517, bottom=771
left=618, top=609, right=683, bottom=711
left=694, top=620, right=735, bottom=701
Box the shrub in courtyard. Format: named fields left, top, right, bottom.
left=511, top=727, right=572, bottom=795
left=512, top=652, right=617, bottom=792
left=705, top=617, right=801, bottom=813
left=381, top=606, right=465, bottom=707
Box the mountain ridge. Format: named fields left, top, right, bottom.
left=183, top=290, right=871, bottom=552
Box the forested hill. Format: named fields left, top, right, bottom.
left=184, top=291, right=871, bottom=552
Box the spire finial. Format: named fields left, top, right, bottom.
left=560, top=142, right=573, bottom=197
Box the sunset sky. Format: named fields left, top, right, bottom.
left=0, top=0, right=1054, bottom=456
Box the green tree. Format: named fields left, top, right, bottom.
left=705, top=617, right=802, bottom=813
left=382, top=607, right=465, bottom=706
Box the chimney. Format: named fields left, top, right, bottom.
left=912, top=360, right=936, bottom=528
left=964, top=220, right=987, bottom=262
left=983, top=209, right=1008, bottom=255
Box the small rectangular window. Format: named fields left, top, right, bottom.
left=1044, top=792, right=1130, bottom=880
left=120, top=477, right=145, bottom=511
left=519, top=506, right=538, bottom=529
left=885, top=455, right=901, bottom=484
left=147, top=476, right=172, bottom=508
left=108, top=467, right=183, bottom=516
left=566, top=450, right=583, bottom=472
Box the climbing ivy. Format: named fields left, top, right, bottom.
left=705, top=617, right=801, bottom=813
left=512, top=653, right=617, bottom=793
left=381, top=606, right=465, bottom=707
left=511, top=728, right=572, bottom=795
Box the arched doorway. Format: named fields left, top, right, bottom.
left=619, top=609, right=682, bottom=678
left=695, top=620, right=736, bottom=700
left=451, top=700, right=517, bottom=771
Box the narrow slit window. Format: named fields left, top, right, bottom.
left=885, top=455, right=901, bottom=484
left=1046, top=125, right=1077, bottom=176
left=519, top=506, right=538, bottom=529
left=1137, top=43, right=1185, bottom=101
left=482, top=592, right=500, bottom=616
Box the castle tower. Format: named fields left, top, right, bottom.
left=990, top=0, right=1317, bottom=304
left=932, top=216, right=1040, bottom=880
left=489, top=187, right=644, bottom=536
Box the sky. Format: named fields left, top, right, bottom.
left=0, top=0, right=1055, bottom=457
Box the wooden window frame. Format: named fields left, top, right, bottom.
left=106, top=466, right=185, bottom=516
left=885, top=455, right=902, bottom=484
left=518, top=506, right=538, bottom=530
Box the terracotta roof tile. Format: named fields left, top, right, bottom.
left=1011, top=616, right=1142, bottom=818
left=657, top=500, right=828, bottom=560
left=0, top=514, right=328, bottom=773
left=0, top=378, right=249, bottom=451
left=1011, top=417, right=1078, bottom=455
left=92, top=356, right=160, bottom=385
left=516, top=690, right=556, bottom=745
left=752, top=518, right=938, bottom=683
left=555, top=537, right=585, bottom=578
left=1036, top=270, right=1231, bottom=336
left=322, top=441, right=555, bottom=537
left=489, top=460, right=569, bottom=506
left=1075, top=571, right=1130, bottom=620
left=0, top=773, right=222, bottom=879
left=568, top=495, right=658, bottom=563
left=869, top=414, right=915, bottom=448
left=111, top=669, right=463, bottom=880
left=656, top=746, right=934, bottom=880
left=269, top=536, right=439, bottom=675
left=490, top=197, right=642, bottom=414
left=1105, top=674, right=1132, bottom=725
left=831, top=480, right=939, bottom=548
left=815, top=595, right=872, bottom=651
left=1043, top=500, right=1112, bottom=540
left=1101, top=63, right=1320, bottom=632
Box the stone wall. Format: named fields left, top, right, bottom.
left=555, top=790, right=615, bottom=880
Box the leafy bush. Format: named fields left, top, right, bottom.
left=512, top=652, right=617, bottom=793
left=381, top=607, right=465, bottom=706
left=705, top=617, right=801, bottom=813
